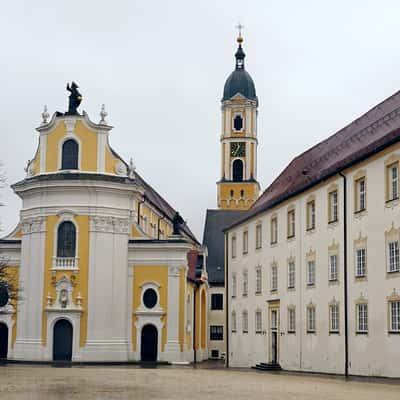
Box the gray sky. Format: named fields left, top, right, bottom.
left=1, top=0, right=400, bottom=240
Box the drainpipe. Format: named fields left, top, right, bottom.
left=157, top=214, right=165, bottom=240
left=339, top=172, right=349, bottom=378
left=225, top=232, right=229, bottom=368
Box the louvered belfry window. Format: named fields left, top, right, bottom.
left=57, top=221, right=76, bottom=257
left=61, top=139, right=79, bottom=170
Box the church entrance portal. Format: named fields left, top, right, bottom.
left=0, top=323, right=8, bottom=359
left=53, top=319, right=73, bottom=362
left=141, top=324, right=158, bottom=362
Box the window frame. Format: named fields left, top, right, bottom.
left=386, top=162, right=399, bottom=202
left=255, top=310, right=262, bottom=333
left=388, top=240, right=400, bottom=273
left=288, top=261, right=295, bottom=289
left=270, top=216, right=278, bottom=244
left=329, top=254, right=338, bottom=281
left=355, top=176, right=366, bottom=213
left=271, top=264, right=278, bottom=292
left=306, top=260, right=316, bottom=286
left=242, top=270, right=248, bottom=297
left=242, top=310, right=248, bottom=333
left=255, top=223, right=262, bottom=249
left=288, top=307, right=296, bottom=334
left=242, top=230, right=248, bottom=254
left=307, top=305, right=316, bottom=333
left=210, top=293, right=223, bottom=310
left=306, top=200, right=316, bottom=231
left=209, top=325, right=224, bottom=341
left=287, top=209, right=295, bottom=239
left=255, top=266, right=262, bottom=294
left=389, top=300, right=400, bottom=333
left=355, top=248, right=367, bottom=278
left=329, top=303, right=340, bottom=333
left=328, top=189, right=339, bottom=223
left=231, top=235, right=237, bottom=259
left=356, top=302, right=368, bottom=334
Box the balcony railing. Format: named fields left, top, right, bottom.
left=52, top=257, right=79, bottom=270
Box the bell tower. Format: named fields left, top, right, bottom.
left=217, top=29, right=260, bottom=210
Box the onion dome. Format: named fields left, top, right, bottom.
left=222, top=34, right=257, bottom=102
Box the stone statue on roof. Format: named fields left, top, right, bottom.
left=66, top=81, right=82, bottom=115
left=172, top=212, right=185, bottom=235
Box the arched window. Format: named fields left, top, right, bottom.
left=57, top=221, right=76, bottom=258
left=232, top=159, right=244, bottom=182
left=61, top=139, right=79, bottom=170
left=233, top=115, right=243, bottom=131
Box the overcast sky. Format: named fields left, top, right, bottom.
left=1, top=0, right=400, bottom=240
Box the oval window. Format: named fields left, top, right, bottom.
left=143, top=288, right=157, bottom=309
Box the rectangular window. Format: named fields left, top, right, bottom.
left=329, top=304, right=339, bottom=333
left=388, top=241, right=400, bottom=273
left=231, top=311, right=237, bottom=332
left=271, top=264, right=278, bottom=292
left=231, top=236, right=237, bottom=259
left=387, top=163, right=399, bottom=201
left=255, top=267, right=262, bottom=294
left=242, top=311, right=248, bottom=333
left=288, top=308, right=296, bottom=333
left=288, top=261, right=295, bottom=289
left=255, top=224, right=262, bottom=249
left=356, top=248, right=366, bottom=277
left=232, top=274, right=237, bottom=298
left=355, top=177, right=366, bottom=212
left=211, top=293, right=223, bottom=310
left=243, top=230, right=248, bottom=254
left=242, top=271, right=248, bottom=296
left=210, top=325, right=224, bottom=341
left=329, top=190, right=338, bottom=223
left=255, top=311, right=262, bottom=333
left=306, top=200, right=316, bottom=230
left=307, top=306, right=316, bottom=333
left=271, top=217, right=278, bottom=244
left=287, top=209, right=295, bottom=238
left=329, top=254, right=338, bottom=281
left=390, top=301, right=400, bottom=332
left=356, top=303, right=368, bottom=333
left=307, top=261, right=315, bottom=286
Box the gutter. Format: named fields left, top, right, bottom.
left=339, top=172, right=349, bottom=378
left=223, top=130, right=400, bottom=232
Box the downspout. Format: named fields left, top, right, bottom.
left=339, top=172, right=349, bottom=378
left=157, top=214, right=165, bottom=240
left=225, top=232, right=229, bottom=368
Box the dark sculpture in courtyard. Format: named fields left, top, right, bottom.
left=66, top=81, right=82, bottom=115
left=172, top=212, right=185, bottom=235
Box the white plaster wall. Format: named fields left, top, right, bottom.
left=227, top=144, right=400, bottom=377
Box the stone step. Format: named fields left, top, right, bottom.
left=252, top=362, right=282, bottom=371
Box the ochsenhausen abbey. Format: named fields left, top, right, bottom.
left=1, top=32, right=400, bottom=377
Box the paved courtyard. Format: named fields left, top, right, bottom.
left=0, top=364, right=399, bottom=400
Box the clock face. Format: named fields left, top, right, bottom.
left=230, top=142, right=245, bottom=157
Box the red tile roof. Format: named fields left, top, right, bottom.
left=226, top=90, right=400, bottom=230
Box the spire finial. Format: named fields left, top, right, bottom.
left=99, top=104, right=108, bottom=125
left=236, top=23, right=244, bottom=44
left=41, top=105, right=50, bottom=125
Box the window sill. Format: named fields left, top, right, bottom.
left=270, top=289, right=278, bottom=294
left=328, top=219, right=339, bottom=225
left=255, top=246, right=262, bottom=250
left=287, top=287, right=296, bottom=292
left=242, top=251, right=248, bottom=256
left=328, top=279, right=339, bottom=286
left=306, top=330, right=316, bottom=334
left=287, top=330, right=296, bottom=334
left=231, top=330, right=237, bottom=333
left=388, top=330, right=400, bottom=335
left=355, top=275, right=367, bottom=281
left=306, top=227, right=315, bottom=233
left=287, top=235, right=295, bottom=240
left=385, top=197, right=399, bottom=204
left=242, top=331, right=248, bottom=334
left=255, top=331, right=262, bottom=334
left=255, top=292, right=262, bottom=296
left=242, top=294, right=248, bottom=297
left=356, top=331, right=368, bottom=335
left=270, top=241, right=278, bottom=246
left=329, top=331, right=340, bottom=335
left=354, top=208, right=366, bottom=214
left=306, top=283, right=316, bottom=288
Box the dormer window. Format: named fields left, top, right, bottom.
left=61, top=139, right=79, bottom=170
left=233, top=115, right=243, bottom=131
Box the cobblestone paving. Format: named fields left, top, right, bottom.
left=0, top=364, right=399, bottom=400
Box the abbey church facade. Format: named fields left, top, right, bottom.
left=0, top=100, right=208, bottom=363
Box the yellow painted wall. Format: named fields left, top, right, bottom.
left=132, top=266, right=168, bottom=351
left=201, top=288, right=206, bottom=349
left=179, top=268, right=185, bottom=351
left=194, top=287, right=201, bottom=350
left=41, top=215, right=90, bottom=347
left=105, top=146, right=119, bottom=174
left=186, top=284, right=193, bottom=350
left=45, top=120, right=97, bottom=172
left=217, top=182, right=260, bottom=210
